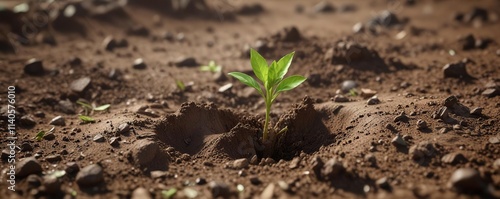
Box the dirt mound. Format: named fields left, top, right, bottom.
left=154, top=102, right=260, bottom=159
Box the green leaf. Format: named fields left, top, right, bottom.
left=275, top=75, right=307, bottom=93
left=267, top=61, right=279, bottom=88
left=94, top=104, right=110, bottom=111
left=250, top=49, right=268, bottom=83
left=228, top=72, right=263, bottom=96
left=162, top=188, right=177, bottom=199
left=77, top=101, right=93, bottom=110
left=176, top=80, right=185, bottom=91
left=79, top=115, right=95, bottom=123
left=34, top=131, right=45, bottom=141
left=276, top=51, right=294, bottom=80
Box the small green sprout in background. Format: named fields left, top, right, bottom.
left=34, top=131, right=45, bottom=141
left=349, top=88, right=358, bottom=96
left=200, top=60, right=221, bottom=73
left=76, top=100, right=110, bottom=123
left=162, top=188, right=177, bottom=199
left=228, top=49, right=306, bottom=141
left=175, top=80, right=186, bottom=91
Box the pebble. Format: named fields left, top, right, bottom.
left=441, top=153, right=467, bottom=165
left=250, top=176, right=261, bottom=185
left=131, top=187, right=151, bottom=199
left=449, top=168, right=485, bottom=193
left=367, top=96, right=381, bottom=105
left=16, top=157, right=43, bottom=177
left=65, top=162, right=80, bottom=174
left=331, top=94, right=348, bottom=102
left=117, top=122, right=130, bottom=135
left=443, top=95, right=459, bottom=108
left=49, top=116, right=65, bottom=126
left=76, top=164, right=104, bottom=187
left=43, top=176, right=61, bottom=194
left=133, top=58, right=147, bottom=70
left=132, top=139, right=159, bottom=166
left=277, top=181, right=290, bottom=192
left=321, top=158, right=345, bottom=179
left=376, top=177, right=391, bottom=190
left=393, top=112, right=408, bottom=122
left=360, top=88, right=377, bottom=99
left=209, top=181, right=231, bottom=198
left=43, top=132, right=56, bottom=140
left=233, top=158, right=249, bottom=169
left=20, top=115, right=36, bottom=127
left=45, top=155, right=62, bottom=163
left=459, top=34, right=476, bottom=50
left=24, top=58, right=44, bottom=75
left=218, top=83, right=233, bottom=93
left=250, top=155, right=259, bottom=165
left=57, top=100, right=76, bottom=114
left=93, top=133, right=105, bottom=142
left=68, top=56, right=82, bottom=66
left=489, top=136, right=500, bottom=144
left=311, top=156, right=324, bottom=180
left=409, top=141, right=436, bottom=161
left=102, top=36, right=127, bottom=51
left=289, top=157, right=301, bottom=169
left=352, top=22, right=364, bottom=33
left=174, top=57, right=198, bottom=67
left=260, top=183, right=276, bottom=199
left=470, top=107, right=483, bottom=115
left=341, top=80, right=357, bottom=92
left=280, top=26, right=302, bottom=42
left=195, top=177, right=207, bottom=185
left=314, top=1, right=335, bottom=13
left=436, top=107, right=450, bottom=120
left=443, top=62, right=470, bottom=79
left=20, top=142, right=33, bottom=152
left=26, top=174, right=42, bottom=188
left=482, top=88, right=499, bottom=97
left=391, top=134, right=407, bottom=147
left=70, top=77, right=91, bottom=92
left=109, top=137, right=120, bottom=146
left=416, top=119, right=428, bottom=130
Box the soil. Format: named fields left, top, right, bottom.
left=1, top=0, right=499, bottom=198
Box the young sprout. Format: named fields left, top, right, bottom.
left=77, top=101, right=110, bottom=115
left=34, top=131, right=45, bottom=141
left=200, top=60, right=222, bottom=73
left=78, top=115, right=95, bottom=123
left=175, top=80, right=186, bottom=91
left=228, top=49, right=306, bottom=141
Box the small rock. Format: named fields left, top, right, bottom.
left=459, top=34, right=476, bottom=50
left=195, top=177, right=207, bottom=185
left=260, top=183, right=275, bottom=199
left=314, top=1, right=335, bottom=13
left=464, top=7, right=489, bottom=23
left=352, top=22, right=364, bottom=33
left=68, top=56, right=82, bottom=66
left=250, top=155, right=259, bottom=165
left=174, top=57, right=198, bottom=67
left=117, top=123, right=130, bottom=135
left=341, top=80, right=357, bottom=92
left=250, top=176, right=261, bottom=185
left=367, top=96, right=381, bottom=105
left=470, top=107, right=483, bottom=116
left=449, top=168, right=485, bottom=194
left=132, top=139, right=159, bottom=166
left=209, top=181, right=231, bottom=198
left=360, top=88, right=377, bottom=99
left=393, top=112, right=408, bottom=122
left=370, top=10, right=400, bottom=28
left=16, top=157, right=43, bottom=178
left=482, top=88, right=499, bottom=97
left=311, top=156, right=324, bottom=180
left=443, top=62, right=470, bottom=79
left=57, top=100, right=75, bottom=114
left=45, top=155, right=62, bottom=163
left=43, top=176, right=61, bottom=194
left=409, top=141, right=436, bottom=162
left=131, top=187, right=151, bottom=199
left=20, top=115, right=36, bottom=127
left=442, top=153, right=467, bottom=165
left=443, top=95, right=459, bottom=108
left=26, top=174, right=42, bottom=188
left=376, top=177, right=391, bottom=190
left=49, top=116, right=65, bottom=126
left=218, top=83, right=233, bottom=93
left=65, top=162, right=80, bottom=174
left=489, top=136, right=500, bottom=144
left=233, top=158, right=249, bottom=169
left=43, top=132, right=56, bottom=140
left=321, top=158, right=345, bottom=179
left=70, top=77, right=91, bottom=92
left=102, top=36, right=117, bottom=51
left=289, top=157, right=301, bottom=169
left=332, top=94, right=349, bottom=102
left=133, top=58, right=147, bottom=69
left=24, top=58, right=44, bottom=75
left=391, top=134, right=407, bottom=147
left=93, top=134, right=105, bottom=142
left=416, top=119, right=428, bottom=130
left=281, top=26, right=302, bottom=42
left=20, top=142, right=33, bottom=152
left=264, top=158, right=276, bottom=165
left=277, top=181, right=290, bottom=192
left=109, top=137, right=120, bottom=146
left=76, top=164, right=104, bottom=187
left=436, top=107, right=450, bottom=120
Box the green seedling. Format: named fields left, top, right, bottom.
left=175, top=80, right=186, bottom=91
left=34, top=131, right=45, bottom=141
left=162, top=188, right=177, bottom=199
left=78, top=115, right=95, bottom=123
left=77, top=101, right=110, bottom=115
left=200, top=60, right=222, bottom=73
left=228, top=49, right=306, bottom=141
left=349, top=88, right=358, bottom=96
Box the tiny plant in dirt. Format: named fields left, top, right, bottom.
left=199, top=60, right=221, bottom=73
left=228, top=49, right=306, bottom=142
left=77, top=100, right=110, bottom=123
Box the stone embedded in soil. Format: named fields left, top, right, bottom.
left=250, top=176, right=262, bottom=185
left=109, top=137, right=120, bottom=146
left=24, top=58, right=44, bottom=75
left=391, top=134, right=407, bottom=147
left=132, top=139, right=159, bottom=167
left=209, top=181, right=231, bottom=198
left=131, top=187, right=151, bottom=199
left=218, top=83, right=233, bottom=93
left=333, top=94, right=349, bottom=102
left=367, top=10, right=400, bottom=29
left=341, top=80, right=358, bottom=92
left=49, top=116, right=65, bottom=126
left=16, top=157, right=43, bottom=178
left=195, top=177, right=207, bottom=185
left=435, top=107, right=450, bottom=120
left=20, top=115, right=36, bottom=128
left=93, top=133, right=105, bottom=142
left=443, top=95, right=459, bottom=108
left=321, top=158, right=345, bottom=180
left=250, top=155, right=259, bottom=165
left=43, top=176, right=61, bottom=194
left=117, top=122, right=131, bottom=135
left=416, top=119, right=428, bottom=130
left=376, top=177, right=391, bottom=190
left=45, top=155, right=62, bottom=163
left=352, top=22, right=364, bottom=33
left=43, top=132, right=56, bottom=140
left=76, top=164, right=104, bottom=187
left=20, top=142, right=33, bottom=152
left=70, top=77, right=91, bottom=92
left=65, top=162, right=80, bottom=174
left=442, top=152, right=467, bottom=165
left=311, top=156, right=324, bottom=180
left=367, top=96, right=381, bottom=105
left=459, top=34, right=476, bottom=50
left=174, top=57, right=198, bottom=67
left=57, top=100, right=76, bottom=114
left=449, top=168, right=485, bottom=194
left=393, top=112, right=408, bottom=123
left=232, top=158, right=249, bottom=169
left=482, top=88, right=499, bottom=97
left=470, top=107, right=483, bottom=115
left=489, top=136, right=500, bottom=144
left=133, top=58, right=147, bottom=69
left=27, top=174, right=42, bottom=188
left=360, top=88, right=377, bottom=99
left=409, top=141, right=436, bottom=162
left=260, top=183, right=276, bottom=199
left=443, top=62, right=470, bottom=79
left=102, top=36, right=128, bottom=51
left=289, top=157, right=301, bottom=169
left=314, top=1, right=335, bottom=13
